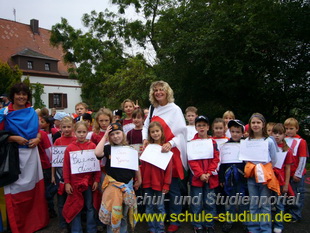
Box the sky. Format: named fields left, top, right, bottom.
left=0, top=0, right=120, bottom=30
left=0, top=0, right=156, bottom=63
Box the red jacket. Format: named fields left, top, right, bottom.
left=54, top=136, right=77, bottom=146
left=188, top=134, right=220, bottom=188
left=63, top=140, right=101, bottom=186
left=141, top=144, right=173, bottom=191
left=288, top=135, right=308, bottom=177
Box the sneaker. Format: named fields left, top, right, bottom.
left=222, top=222, right=233, bottom=232
left=194, top=227, right=204, bottom=233
left=273, top=228, right=282, bottom=233
left=206, top=227, right=215, bottom=233
left=167, top=224, right=179, bottom=233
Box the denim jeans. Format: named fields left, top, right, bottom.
left=144, top=188, right=166, bottom=233
left=273, top=193, right=285, bottom=230
left=106, top=204, right=129, bottom=233
left=225, top=181, right=249, bottom=225
left=190, top=184, right=217, bottom=228
left=57, top=192, right=68, bottom=229
left=71, top=187, right=97, bottom=233
left=247, top=177, right=272, bottom=233
left=287, top=175, right=305, bottom=220
left=166, top=177, right=183, bottom=226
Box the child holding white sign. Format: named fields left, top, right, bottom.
left=242, top=113, right=280, bottom=233
left=52, top=116, right=76, bottom=232
left=95, top=122, right=141, bottom=233
left=284, top=117, right=308, bottom=223
left=62, top=121, right=100, bottom=233
left=271, top=123, right=294, bottom=233
left=188, top=115, right=219, bottom=233
left=141, top=121, right=173, bottom=233
left=219, top=119, right=248, bottom=233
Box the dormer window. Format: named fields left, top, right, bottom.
left=45, top=63, right=50, bottom=71
left=27, top=61, right=33, bottom=69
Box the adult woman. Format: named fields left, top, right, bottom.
left=0, top=83, right=49, bottom=233
left=142, top=81, right=187, bottom=233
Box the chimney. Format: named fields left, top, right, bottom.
left=30, top=19, right=39, bottom=34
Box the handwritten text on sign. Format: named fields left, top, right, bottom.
left=220, top=143, right=243, bottom=164
left=187, top=139, right=214, bottom=160
left=111, top=146, right=139, bottom=171
left=52, top=146, right=66, bottom=167
left=239, top=139, right=269, bottom=162
left=69, top=150, right=100, bottom=174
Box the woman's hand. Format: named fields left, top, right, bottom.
left=161, top=142, right=171, bottom=153
left=65, top=183, right=73, bottom=194
left=28, top=137, right=40, bottom=148
left=92, top=182, right=98, bottom=191
left=9, top=135, right=28, bottom=146
left=293, top=175, right=300, bottom=183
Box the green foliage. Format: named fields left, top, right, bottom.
left=102, top=55, right=157, bottom=109
left=0, top=61, right=22, bottom=95
left=31, top=83, right=45, bottom=109
left=50, top=0, right=309, bottom=136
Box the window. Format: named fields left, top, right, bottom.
left=27, top=61, right=33, bottom=69
left=45, top=63, right=50, bottom=71
left=48, top=93, right=67, bottom=109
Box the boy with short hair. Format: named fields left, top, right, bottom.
left=74, top=102, right=88, bottom=122
left=188, top=115, right=219, bottom=233
left=219, top=120, right=248, bottom=233
left=185, top=106, right=198, bottom=141
left=284, top=117, right=308, bottom=222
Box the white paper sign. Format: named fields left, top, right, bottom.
left=284, top=137, right=301, bottom=156
left=52, top=146, right=66, bottom=167
left=69, top=150, right=100, bottom=174
left=123, top=123, right=135, bottom=135
left=140, top=144, right=173, bottom=170
left=220, top=143, right=243, bottom=164
left=187, top=139, right=214, bottom=160
left=273, top=151, right=287, bottom=169
left=214, top=138, right=228, bottom=150
left=239, top=139, right=269, bottom=162
left=131, top=144, right=144, bottom=157
left=111, top=146, right=139, bottom=171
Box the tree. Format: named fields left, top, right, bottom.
left=50, top=17, right=127, bottom=110
left=0, top=61, right=22, bottom=96
left=31, top=83, right=45, bottom=109
left=102, top=55, right=157, bottom=109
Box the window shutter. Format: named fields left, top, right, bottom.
left=48, top=93, right=54, bottom=108
left=63, top=94, right=68, bottom=108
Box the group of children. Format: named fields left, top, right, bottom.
left=35, top=100, right=308, bottom=233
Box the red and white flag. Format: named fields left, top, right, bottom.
left=4, top=147, right=49, bottom=233
left=143, top=103, right=187, bottom=179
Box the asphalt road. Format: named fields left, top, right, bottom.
left=37, top=174, right=310, bottom=233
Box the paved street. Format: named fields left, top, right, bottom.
left=38, top=174, right=310, bottom=233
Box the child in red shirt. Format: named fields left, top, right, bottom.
left=62, top=121, right=100, bottom=233
left=52, top=116, right=76, bottom=232
left=284, top=118, right=308, bottom=222
left=142, top=121, right=172, bottom=233
left=272, top=123, right=294, bottom=233
left=188, top=116, right=219, bottom=233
